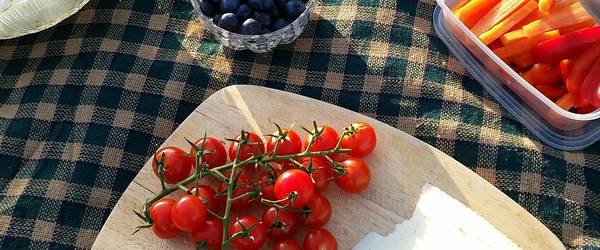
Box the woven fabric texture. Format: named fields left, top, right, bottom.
left=0, top=0, right=598, bottom=249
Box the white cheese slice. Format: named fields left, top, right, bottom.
left=353, top=184, right=521, bottom=250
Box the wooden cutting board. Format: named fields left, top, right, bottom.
left=92, top=85, right=563, bottom=250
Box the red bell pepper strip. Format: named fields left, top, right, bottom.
left=533, top=26, right=600, bottom=64
left=535, top=84, right=567, bottom=101
left=566, top=43, right=600, bottom=94
left=559, top=59, right=571, bottom=81
left=580, top=56, right=600, bottom=107
left=521, top=64, right=562, bottom=86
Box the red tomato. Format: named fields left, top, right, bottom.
left=229, top=216, right=267, bottom=250
left=191, top=137, right=228, bottom=169
left=335, top=157, right=371, bottom=193
left=274, top=169, right=315, bottom=208
left=149, top=198, right=181, bottom=239
left=304, top=126, right=339, bottom=153
left=262, top=207, right=299, bottom=240
left=228, top=132, right=264, bottom=162
left=273, top=239, right=302, bottom=250
left=171, top=195, right=207, bottom=232
left=191, top=218, right=223, bottom=250
left=152, top=147, right=193, bottom=184
left=190, top=185, right=220, bottom=214
left=299, top=157, right=332, bottom=193
left=267, top=129, right=303, bottom=156
left=258, top=166, right=283, bottom=201
left=304, top=194, right=332, bottom=228
left=303, top=228, right=337, bottom=250
left=218, top=173, right=255, bottom=210
left=333, top=153, right=351, bottom=162
left=340, top=122, right=377, bottom=158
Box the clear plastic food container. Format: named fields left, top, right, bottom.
left=434, top=0, right=600, bottom=151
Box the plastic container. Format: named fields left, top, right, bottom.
left=190, top=0, right=314, bottom=53
left=433, top=0, right=600, bottom=150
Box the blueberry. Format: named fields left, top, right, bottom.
left=240, top=18, right=262, bottom=35
left=271, top=18, right=289, bottom=31
left=275, top=0, right=287, bottom=7
left=199, top=0, right=218, bottom=17
left=213, top=12, right=223, bottom=24
left=283, top=0, right=305, bottom=18
left=248, top=0, right=273, bottom=10
left=270, top=7, right=281, bottom=18
left=253, top=11, right=271, bottom=27
left=218, top=13, right=240, bottom=32
left=220, top=0, right=240, bottom=13
left=235, top=4, right=253, bottom=20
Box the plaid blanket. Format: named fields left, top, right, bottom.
left=0, top=0, right=598, bottom=249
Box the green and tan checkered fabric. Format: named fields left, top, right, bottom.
left=0, top=0, right=598, bottom=249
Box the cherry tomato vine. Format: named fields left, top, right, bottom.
left=134, top=121, right=377, bottom=249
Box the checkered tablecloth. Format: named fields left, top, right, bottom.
left=0, top=0, right=598, bottom=249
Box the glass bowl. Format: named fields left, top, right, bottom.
left=190, top=0, right=315, bottom=53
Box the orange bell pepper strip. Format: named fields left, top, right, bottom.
left=565, top=43, right=600, bottom=94
left=493, top=30, right=560, bottom=61
left=521, top=64, right=562, bottom=86
left=471, top=0, right=528, bottom=36
left=580, top=56, right=600, bottom=107
left=538, top=0, right=553, bottom=15
left=479, top=0, right=538, bottom=45
left=559, top=19, right=596, bottom=35
left=454, top=0, right=501, bottom=28
left=522, top=2, right=594, bottom=38
left=535, top=84, right=567, bottom=101
left=452, top=0, right=471, bottom=11
left=501, top=29, right=526, bottom=45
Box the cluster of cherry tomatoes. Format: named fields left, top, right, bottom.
left=142, top=122, right=377, bottom=250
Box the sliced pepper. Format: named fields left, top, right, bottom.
left=565, top=43, right=600, bottom=94
left=535, top=84, right=567, bottom=101
left=555, top=93, right=575, bottom=111
left=494, top=30, right=560, bottom=60
left=521, top=64, right=562, bottom=85
left=580, top=56, right=600, bottom=107
left=559, top=59, right=572, bottom=81
left=533, top=26, right=600, bottom=63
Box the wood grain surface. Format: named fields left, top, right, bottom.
left=92, top=85, right=564, bottom=250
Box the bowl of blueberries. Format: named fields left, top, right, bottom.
left=190, top=0, right=314, bottom=53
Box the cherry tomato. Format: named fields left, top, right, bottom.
left=274, top=169, right=315, bottom=208
left=171, top=195, right=207, bottom=231
left=149, top=198, right=181, bottom=239
left=340, top=122, right=377, bottom=158
left=304, top=125, right=338, bottom=153
left=228, top=132, right=264, bottom=162
left=258, top=165, right=283, bottom=201
left=304, top=194, right=332, bottom=228
left=303, top=228, right=337, bottom=250
left=190, top=185, right=220, bottom=214
left=219, top=173, right=255, bottom=210
left=262, top=207, right=299, bottom=240
left=191, top=137, right=228, bottom=169
left=191, top=218, right=223, bottom=250
left=267, top=129, right=303, bottom=156
left=273, top=239, right=302, bottom=250
left=152, top=146, right=193, bottom=184
left=335, top=157, right=371, bottom=193
left=229, top=216, right=267, bottom=250
left=333, top=153, right=351, bottom=162
left=299, top=157, right=332, bottom=193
